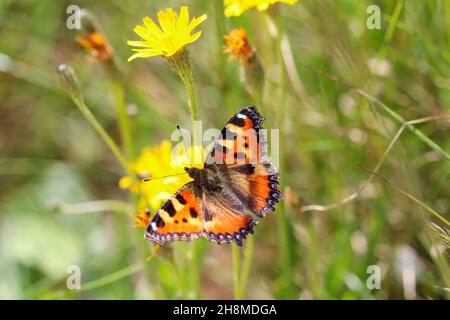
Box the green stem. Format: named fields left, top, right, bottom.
left=231, top=244, right=241, bottom=299
left=53, top=199, right=130, bottom=215
left=214, top=0, right=234, bottom=116
left=70, top=95, right=129, bottom=174
left=42, top=262, right=144, bottom=299
left=58, top=64, right=146, bottom=203
left=180, top=64, right=202, bottom=300
left=110, top=79, right=133, bottom=160
left=190, top=244, right=202, bottom=299
left=70, top=93, right=144, bottom=249
left=254, top=84, right=264, bottom=111
left=367, top=170, right=450, bottom=228
left=234, top=50, right=264, bottom=301
left=167, top=50, right=199, bottom=133
left=393, top=185, right=450, bottom=228
left=103, top=59, right=134, bottom=161
left=168, top=50, right=202, bottom=299
left=81, top=263, right=144, bottom=292
left=171, top=249, right=190, bottom=299
left=179, top=65, right=201, bottom=169
left=181, top=69, right=198, bottom=121
left=237, top=236, right=254, bottom=299
left=271, top=9, right=294, bottom=297
left=376, top=0, right=403, bottom=62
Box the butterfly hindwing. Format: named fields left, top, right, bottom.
left=228, top=162, right=284, bottom=217
left=202, top=188, right=257, bottom=246
left=145, top=182, right=203, bottom=246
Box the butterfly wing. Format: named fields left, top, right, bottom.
left=146, top=181, right=257, bottom=247
left=201, top=188, right=257, bottom=246
left=145, top=182, right=203, bottom=246
left=228, top=162, right=284, bottom=217
left=205, top=106, right=267, bottom=166
left=205, top=106, right=284, bottom=217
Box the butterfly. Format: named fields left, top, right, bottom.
left=145, top=106, right=284, bottom=246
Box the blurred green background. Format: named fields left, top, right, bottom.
left=0, top=0, right=449, bottom=299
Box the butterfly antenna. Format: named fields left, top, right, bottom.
left=142, top=172, right=187, bottom=182
left=177, top=124, right=193, bottom=167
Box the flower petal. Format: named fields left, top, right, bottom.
left=133, top=25, right=153, bottom=40
left=127, top=40, right=150, bottom=48
left=189, top=30, right=202, bottom=44
left=157, top=8, right=176, bottom=34
left=177, top=6, right=189, bottom=30
left=142, top=16, right=163, bottom=36
left=128, top=50, right=160, bottom=62
left=187, top=14, right=207, bottom=32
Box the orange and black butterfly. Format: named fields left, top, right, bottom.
left=145, top=106, right=284, bottom=246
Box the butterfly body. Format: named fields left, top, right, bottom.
left=184, top=166, right=224, bottom=194
left=145, top=106, right=284, bottom=246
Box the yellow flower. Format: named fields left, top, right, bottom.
left=224, top=0, right=297, bottom=17
left=119, top=140, right=204, bottom=213
left=75, top=31, right=112, bottom=61
left=223, top=27, right=254, bottom=64
left=127, top=6, right=207, bottom=62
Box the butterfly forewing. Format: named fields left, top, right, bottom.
left=205, top=106, right=267, bottom=166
